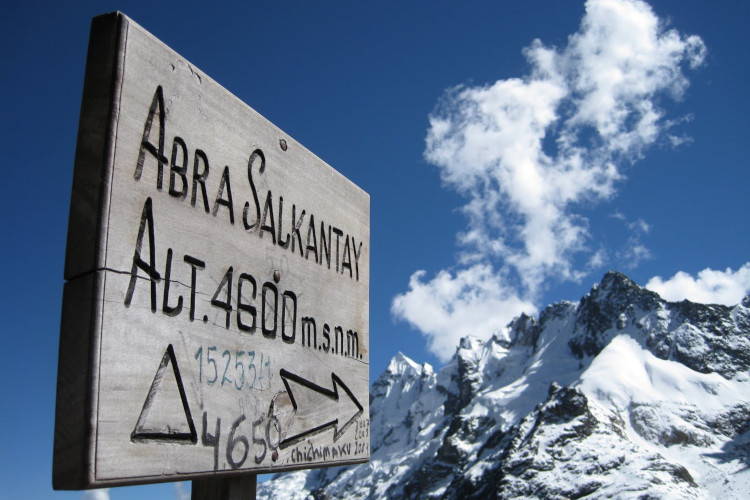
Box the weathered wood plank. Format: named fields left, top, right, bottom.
left=54, top=11, right=370, bottom=489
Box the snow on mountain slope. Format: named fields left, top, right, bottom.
left=258, top=272, right=750, bottom=499
left=578, top=334, right=750, bottom=498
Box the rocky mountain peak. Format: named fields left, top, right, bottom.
left=507, top=312, right=540, bottom=348
left=572, top=272, right=663, bottom=354
left=386, top=351, right=425, bottom=378
left=258, top=271, right=750, bottom=499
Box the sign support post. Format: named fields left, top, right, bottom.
left=191, top=475, right=256, bottom=500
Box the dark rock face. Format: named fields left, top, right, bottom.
left=258, top=272, right=750, bottom=500
left=666, top=299, right=750, bottom=377
left=568, top=271, right=750, bottom=379
left=570, top=271, right=662, bottom=357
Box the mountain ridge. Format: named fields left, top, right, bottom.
left=258, top=271, right=750, bottom=499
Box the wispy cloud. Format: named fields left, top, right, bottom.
left=393, top=0, right=706, bottom=361
left=81, top=489, right=110, bottom=500
left=612, top=212, right=651, bottom=269
left=646, top=264, right=750, bottom=306
left=174, top=482, right=191, bottom=500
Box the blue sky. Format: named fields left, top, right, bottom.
left=1, top=0, right=748, bottom=498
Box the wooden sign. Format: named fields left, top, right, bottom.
left=54, top=12, right=370, bottom=489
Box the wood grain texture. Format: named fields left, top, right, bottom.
left=54, top=12, right=370, bottom=489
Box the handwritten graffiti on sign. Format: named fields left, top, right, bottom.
left=53, top=12, right=369, bottom=490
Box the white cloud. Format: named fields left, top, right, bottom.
left=393, top=0, right=705, bottom=360
left=81, top=489, right=110, bottom=500
left=392, top=265, right=536, bottom=360
left=646, top=264, right=750, bottom=306
left=174, top=482, right=191, bottom=500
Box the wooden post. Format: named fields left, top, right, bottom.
left=191, top=475, right=257, bottom=500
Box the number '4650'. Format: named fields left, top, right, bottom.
left=201, top=411, right=281, bottom=470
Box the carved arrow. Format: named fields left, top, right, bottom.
left=278, top=368, right=363, bottom=449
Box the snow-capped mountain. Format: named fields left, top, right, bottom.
left=257, top=271, right=750, bottom=499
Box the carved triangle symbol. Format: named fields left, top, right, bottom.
left=131, top=344, right=197, bottom=443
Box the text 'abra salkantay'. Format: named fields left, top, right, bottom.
left=134, top=85, right=366, bottom=282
